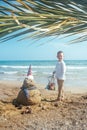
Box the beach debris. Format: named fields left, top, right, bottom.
left=21, top=106, right=32, bottom=114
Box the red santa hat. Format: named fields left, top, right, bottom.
left=26, top=64, right=34, bottom=80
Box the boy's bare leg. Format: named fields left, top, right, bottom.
left=57, top=79, right=64, bottom=101
left=61, top=86, right=64, bottom=100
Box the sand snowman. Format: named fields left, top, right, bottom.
left=16, top=65, right=41, bottom=105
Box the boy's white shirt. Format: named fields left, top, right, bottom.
left=55, top=60, right=66, bottom=80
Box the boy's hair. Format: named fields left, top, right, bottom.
left=57, top=51, right=63, bottom=55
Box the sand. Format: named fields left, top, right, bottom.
left=0, top=81, right=87, bottom=130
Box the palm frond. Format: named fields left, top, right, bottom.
left=0, top=0, right=87, bottom=43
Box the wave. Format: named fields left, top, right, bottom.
left=43, top=72, right=52, bottom=75
left=67, top=66, right=87, bottom=70
left=32, top=66, right=55, bottom=68
left=1, top=65, right=87, bottom=71
left=0, top=71, right=18, bottom=75
left=0, top=65, right=55, bottom=69
left=0, top=71, right=52, bottom=76
left=0, top=65, right=28, bottom=69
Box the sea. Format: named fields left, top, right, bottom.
left=0, top=60, right=87, bottom=92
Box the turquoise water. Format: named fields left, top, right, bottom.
left=0, top=60, right=87, bottom=90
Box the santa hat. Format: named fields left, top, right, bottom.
left=26, top=64, right=34, bottom=80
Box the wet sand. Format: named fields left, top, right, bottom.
left=0, top=81, right=87, bottom=130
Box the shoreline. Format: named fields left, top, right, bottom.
left=0, top=80, right=87, bottom=94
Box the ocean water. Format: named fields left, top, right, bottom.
left=0, top=60, right=87, bottom=91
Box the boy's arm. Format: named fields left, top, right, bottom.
left=53, top=65, right=56, bottom=74
left=53, top=63, right=57, bottom=75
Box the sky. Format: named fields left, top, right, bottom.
left=0, top=1, right=87, bottom=61
left=0, top=35, right=87, bottom=61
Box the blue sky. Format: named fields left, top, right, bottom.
left=0, top=35, right=87, bottom=61
left=0, top=1, right=87, bottom=61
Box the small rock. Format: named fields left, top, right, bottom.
left=65, top=121, right=70, bottom=125
left=39, top=103, right=43, bottom=107
left=42, top=106, right=46, bottom=110
left=82, top=110, right=85, bottom=113
left=21, top=106, right=32, bottom=114
left=54, top=102, right=58, bottom=107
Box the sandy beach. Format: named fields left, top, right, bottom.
left=0, top=81, right=87, bottom=130
left=1, top=0, right=87, bottom=129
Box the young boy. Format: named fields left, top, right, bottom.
left=53, top=51, right=66, bottom=101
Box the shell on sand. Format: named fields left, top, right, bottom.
left=16, top=89, right=41, bottom=105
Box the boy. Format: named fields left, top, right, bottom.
left=53, top=51, right=66, bottom=101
